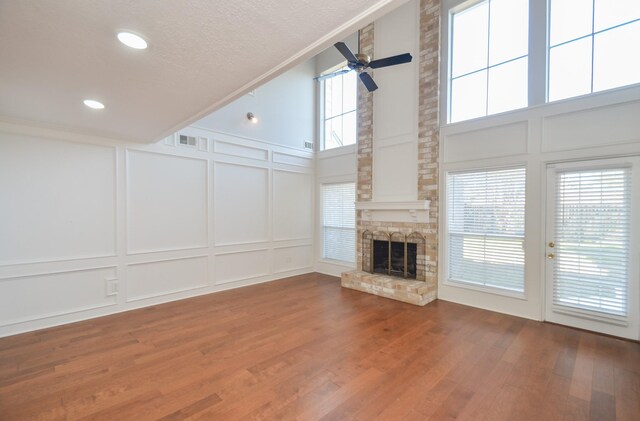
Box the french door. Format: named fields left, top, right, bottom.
left=545, top=157, right=640, bottom=340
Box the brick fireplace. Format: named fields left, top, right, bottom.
left=340, top=0, right=440, bottom=306
left=341, top=201, right=437, bottom=305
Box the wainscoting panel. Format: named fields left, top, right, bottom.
left=317, top=150, right=356, bottom=177
left=372, top=1, right=418, bottom=143
left=373, top=140, right=418, bottom=202
left=126, top=150, right=208, bottom=254
left=0, top=266, right=117, bottom=326
left=213, top=162, right=269, bottom=246
left=273, top=245, right=313, bottom=273
left=542, top=100, right=640, bottom=152
left=0, top=122, right=316, bottom=337
left=443, top=121, right=528, bottom=163
left=0, top=134, right=116, bottom=265
left=272, top=170, right=313, bottom=241
left=272, top=152, right=312, bottom=167
left=126, top=256, right=208, bottom=302
left=214, top=140, right=269, bottom=161
left=214, top=249, right=269, bottom=284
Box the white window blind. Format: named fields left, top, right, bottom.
left=553, top=167, right=631, bottom=318
left=322, top=182, right=356, bottom=262
left=447, top=167, right=526, bottom=293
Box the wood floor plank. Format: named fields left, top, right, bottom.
left=0, top=273, right=638, bottom=420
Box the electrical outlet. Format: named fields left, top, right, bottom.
left=304, top=141, right=313, bottom=150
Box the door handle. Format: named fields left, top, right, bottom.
left=547, top=253, right=555, bottom=259
left=548, top=241, right=555, bottom=248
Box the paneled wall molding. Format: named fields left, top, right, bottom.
left=0, top=124, right=315, bottom=338
left=0, top=266, right=118, bottom=327
left=191, top=126, right=315, bottom=156
left=0, top=134, right=118, bottom=267
left=373, top=133, right=418, bottom=148
left=125, top=148, right=209, bottom=255
left=272, top=151, right=313, bottom=167
left=214, top=140, right=269, bottom=161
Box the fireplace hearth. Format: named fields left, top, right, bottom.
left=341, top=227, right=436, bottom=306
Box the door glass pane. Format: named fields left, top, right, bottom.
left=452, top=1, right=489, bottom=77
left=549, top=0, right=593, bottom=46
left=549, top=38, right=592, bottom=101
left=594, top=0, right=640, bottom=32
left=450, top=70, right=487, bottom=123
left=488, top=57, right=528, bottom=114
left=593, top=21, right=640, bottom=93
left=553, top=168, right=631, bottom=316
left=489, top=0, right=529, bottom=66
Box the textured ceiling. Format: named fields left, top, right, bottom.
left=0, top=0, right=404, bottom=143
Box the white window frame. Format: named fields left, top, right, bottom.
left=447, top=0, right=530, bottom=123
left=443, top=164, right=528, bottom=299
left=318, top=64, right=358, bottom=151
left=441, top=0, right=640, bottom=126
left=547, top=1, right=640, bottom=102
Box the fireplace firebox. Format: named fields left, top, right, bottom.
left=373, top=240, right=417, bottom=278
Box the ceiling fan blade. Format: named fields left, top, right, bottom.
left=368, top=53, right=413, bottom=69
left=359, top=72, right=378, bottom=92
left=334, top=42, right=358, bottom=63
left=314, top=69, right=351, bottom=81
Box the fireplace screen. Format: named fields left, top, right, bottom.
left=372, top=240, right=417, bottom=279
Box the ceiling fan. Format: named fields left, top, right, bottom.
left=315, top=42, right=413, bottom=92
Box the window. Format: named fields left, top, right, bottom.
left=447, top=167, right=526, bottom=293
left=322, top=182, right=356, bottom=262
left=322, top=67, right=357, bottom=150
left=449, top=0, right=529, bottom=123
left=446, top=0, right=640, bottom=124
left=549, top=0, right=640, bottom=102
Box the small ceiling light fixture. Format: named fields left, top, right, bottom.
left=83, top=99, right=105, bottom=109
left=117, top=31, right=148, bottom=50
left=246, top=112, right=258, bottom=123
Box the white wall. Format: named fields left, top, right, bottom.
left=0, top=92, right=315, bottom=338
left=372, top=0, right=419, bottom=202
left=315, top=32, right=359, bottom=75
left=193, top=60, right=317, bottom=151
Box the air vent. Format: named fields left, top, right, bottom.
left=304, top=141, right=313, bottom=150
left=178, top=134, right=197, bottom=148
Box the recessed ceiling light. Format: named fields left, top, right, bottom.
left=83, top=99, right=105, bottom=109
left=117, top=31, right=148, bottom=50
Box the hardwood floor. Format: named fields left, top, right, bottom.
left=0, top=273, right=638, bottom=420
